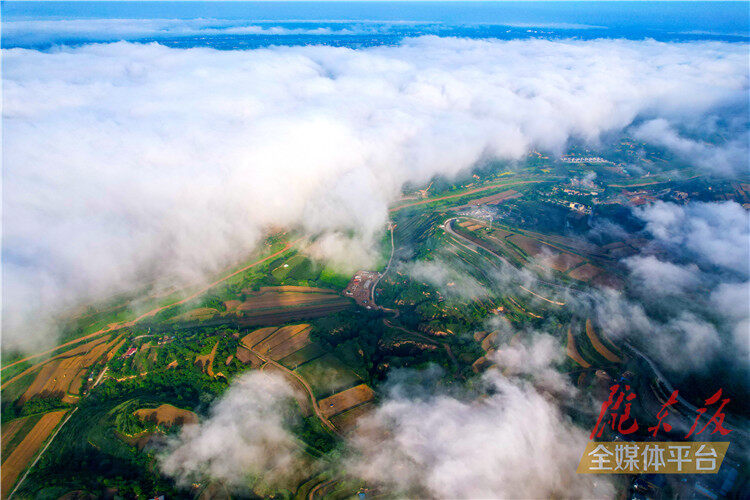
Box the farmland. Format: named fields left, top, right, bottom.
left=134, top=404, right=198, bottom=427
left=162, top=287, right=354, bottom=329
left=585, top=319, right=622, bottom=364
left=1, top=410, right=68, bottom=495
left=295, top=354, right=363, bottom=399
left=448, top=217, right=622, bottom=289
left=318, top=384, right=375, bottom=419
left=329, top=402, right=375, bottom=432
left=389, top=178, right=544, bottom=212
left=4, top=152, right=745, bottom=499
left=566, top=327, right=591, bottom=368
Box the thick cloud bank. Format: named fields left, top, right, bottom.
left=3, top=38, right=748, bottom=349
left=583, top=201, right=749, bottom=376
left=632, top=201, right=749, bottom=364
left=347, top=336, right=613, bottom=498
left=159, top=371, right=306, bottom=492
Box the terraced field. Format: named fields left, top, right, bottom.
left=234, top=323, right=365, bottom=425
left=318, top=384, right=375, bottom=419
left=234, top=289, right=347, bottom=312
left=451, top=217, right=623, bottom=289
left=253, top=324, right=311, bottom=358
left=329, top=402, right=375, bottom=432
left=294, top=355, right=362, bottom=399
left=566, top=327, right=591, bottom=368
left=16, top=334, right=124, bottom=403
left=1, top=410, right=68, bottom=495
left=134, top=404, right=198, bottom=427
left=278, top=344, right=325, bottom=369
left=585, top=319, right=622, bottom=363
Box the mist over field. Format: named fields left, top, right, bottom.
left=160, top=371, right=310, bottom=492
left=4, top=37, right=749, bottom=351
left=158, top=336, right=615, bottom=497
left=346, top=339, right=614, bottom=498
left=2, top=4, right=750, bottom=497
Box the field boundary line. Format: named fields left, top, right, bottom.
left=249, top=347, right=340, bottom=436
left=8, top=408, right=78, bottom=500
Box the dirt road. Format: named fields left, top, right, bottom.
left=243, top=341, right=340, bottom=435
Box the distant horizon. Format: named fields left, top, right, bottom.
left=4, top=0, right=749, bottom=2
left=5, top=0, right=748, bottom=49
left=3, top=0, right=748, bottom=497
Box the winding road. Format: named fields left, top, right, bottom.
left=369, top=222, right=460, bottom=371
left=370, top=222, right=395, bottom=304
left=442, top=217, right=573, bottom=297
left=626, top=343, right=749, bottom=441
left=245, top=340, right=340, bottom=436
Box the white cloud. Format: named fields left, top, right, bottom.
left=159, top=371, right=310, bottom=492
left=574, top=202, right=749, bottom=374
left=158, top=332, right=610, bottom=498
left=347, top=365, right=612, bottom=498
left=710, top=282, right=750, bottom=360
left=631, top=118, right=749, bottom=177
left=2, top=18, right=362, bottom=45
left=491, top=332, right=574, bottom=397
left=623, top=255, right=701, bottom=296
left=3, top=38, right=748, bottom=349
left=635, top=201, right=750, bottom=276
left=655, top=313, right=723, bottom=371
left=305, top=232, right=382, bottom=275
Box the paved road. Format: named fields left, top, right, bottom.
left=626, top=343, right=749, bottom=441
left=369, top=222, right=460, bottom=371
left=370, top=223, right=395, bottom=304
left=442, top=217, right=509, bottom=262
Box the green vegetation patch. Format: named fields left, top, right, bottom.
left=294, top=354, right=361, bottom=399
left=20, top=367, right=227, bottom=499
left=318, top=267, right=352, bottom=290
left=272, top=254, right=317, bottom=282
left=278, top=343, right=325, bottom=370
left=1, top=370, right=37, bottom=404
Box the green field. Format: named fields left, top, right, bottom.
left=294, top=354, right=362, bottom=399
